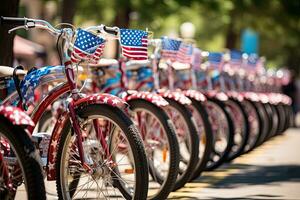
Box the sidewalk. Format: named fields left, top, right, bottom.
left=169, top=128, right=300, bottom=199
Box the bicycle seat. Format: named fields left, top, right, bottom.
left=0, top=66, right=26, bottom=78
left=172, top=62, right=190, bottom=70
left=85, top=58, right=119, bottom=68
left=126, top=60, right=150, bottom=70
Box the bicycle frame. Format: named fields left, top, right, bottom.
left=4, top=76, right=128, bottom=180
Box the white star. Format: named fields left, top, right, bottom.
left=48, top=162, right=55, bottom=171
left=103, top=97, right=109, bottom=103
left=112, top=99, right=119, bottom=105
left=52, top=151, right=57, bottom=159
left=51, top=140, right=58, bottom=148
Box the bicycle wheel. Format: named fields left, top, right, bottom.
left=267, top=103, right=280, bottom=138
left=163, top=98, right=199, bottom=191
left=254, top=102, right=270, bottom=147
left=128, top=99, right=179, bottom=200
left=55, top=104, right=148, bottom=200
left=0, top=115, right=46, bottom=200
left=275, top=104, right=286, bottom=134
left=264, top=103, right=279, bottom=140
left=204, top=99, right=234, bottom=171
left=225, top=99, right=249, bottom=161
left=242, top=100, right=262, bottom=153
left=188, top=99, right=213, bottom=180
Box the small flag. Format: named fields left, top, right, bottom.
left=161, top=37, right=181, bottom=62
left=230, top=50, right=242, bottom=67
left=176, top=43, right=193, bottom=64
left=247, top=53, right=258, bottom=67
left=71, top=28, right=105, bottom=64
left=208, top=52, right=223, bottom=68
left=119, top=29, right=148, bottom=60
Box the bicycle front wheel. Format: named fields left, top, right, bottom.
left=55, top=104, right=148, bottom=200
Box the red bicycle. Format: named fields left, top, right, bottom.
left=1, top=16, right=148, bottom=199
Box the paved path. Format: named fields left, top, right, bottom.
left=169, top=128, right=300, bottom=200
left=40, top=128, right=300, bottom=199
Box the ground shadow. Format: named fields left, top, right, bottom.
left=193, top=163, right=300, bottom=189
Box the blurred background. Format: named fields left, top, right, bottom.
left=0, top=0, right=300, bottom=117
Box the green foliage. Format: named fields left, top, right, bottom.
left=50, top=0, right=300, bottom=72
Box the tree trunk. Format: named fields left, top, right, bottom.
left=114, top=2, right=131, bottom=28
left=112, top=0, right=132, bottom=58
left=225, top=23, right=237, bottom=49
left=0, top=0, right=20, bottom=66
left=225, top=10, right=237, bottom=50
left=61, top=0, right=77, bottom=23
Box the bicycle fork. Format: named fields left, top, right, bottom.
left=66, top=99, right=94, bottom=174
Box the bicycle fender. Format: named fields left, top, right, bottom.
left=257, top=93, right=269, bottom=104
left=74, top=93, right=128, bottom=110
left=46, top=111, right=68, bottom=180
left=226, top=91, right=244, bottom=102
left=157, top=90, right=192, bottom=105
left=205, top=91, right=228, bottom=101
left=124, top=90, right=169, bottom=107
left=242, top=92, right=260, bottom=102
left=0, top=105, right=34, bottom=127
left=183, top=89, right=207, bottom=102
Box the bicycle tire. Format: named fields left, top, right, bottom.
left=189, top=99, right=213, bottom=180
left=128, top=99, right=179, bottom=200
left=164, top=98, right=199, bottom=191
left=204, top=98, right=234, bottom=171
left=265, top=103, right=279, bottom=140
left=275, top=104, right=286, bottom=134
left=241, top=100, right=262, bottom=153
left=225, top=99, right=249, bottom=161
left=0, top=116, right=46, bottom=200
left=254, top=102, right=270, bottom=147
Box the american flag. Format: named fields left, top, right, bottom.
left=71, top=28, right=105, bottom=64
left=230, top=50, right=242, bottom=67
left=176, top=43, right=193, bottom=64
left=161, top=37, right=181, bottom=62
left=208, top=52, right=223, bottom=68
left=119, top=29, right=148, bottom=60
left=247, top=53, right=258, bottom=67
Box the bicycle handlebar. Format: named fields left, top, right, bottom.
left=0, top=16, right=30, bottom=26
left=103, top=25, right=118, bottom=35
left=1, top=16, right=62, bottom=35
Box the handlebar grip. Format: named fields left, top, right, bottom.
left=103, top=26, right=118, bottom=35
left=0, top=16, right=27, bottom=26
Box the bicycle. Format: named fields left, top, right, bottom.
left=1, top=16, right=149, bottom=199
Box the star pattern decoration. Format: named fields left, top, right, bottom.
left=20, top=65, right=64, bottom=105
left=48, top=162, right=55, bottom=171
left=120, top=29, right=147, bottom=47
left=158, top=90, right=192, bottom=105
left=0, top=105, right=34, bottom=126
left=85, top=94, right=127, bottom=109
left=184, top=90, right=207, bottom=102
left=50, top=139, right=58, bottom=148
left=125, top=91, right=169, bottom=107
left=74, top=29, right=105, bottom=54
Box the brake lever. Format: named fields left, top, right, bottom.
left=8, top=21, right=35, bottom=34
left=8, top=25, right=27, bottom=34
